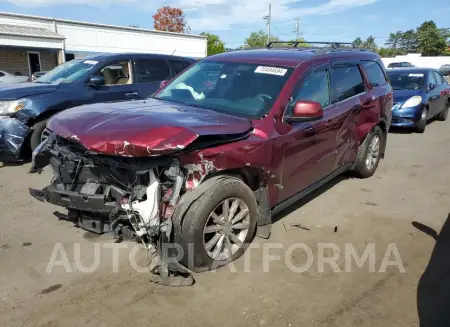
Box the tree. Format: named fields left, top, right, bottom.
left=385, top=31, right=403, bottom=49
left=153, top=6, right=190, bottom=33
left=363, top=35, right=378, bottom=52
left=200, top=32, right=225, bottom=56
left=245, top=30, right=279, bottom=48
left=398, top=29, right=419, bottom=53
left=353, top=37, right=363, bottom=48
left=378, top=47, right=398, bottom=57
left=417, top=20, right=447, bottom=56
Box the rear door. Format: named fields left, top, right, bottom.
left=134, top=58, right=172, bottom=97
left=328, top=62, right=369, bottom=169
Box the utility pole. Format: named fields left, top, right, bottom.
left=294, top=17, right=300, bottom=40
left=263, top=4, right=271, bottom=46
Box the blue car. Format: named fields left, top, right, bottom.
left=387, top=68, right=450, bottom=133
left=0, top=53, right=195, bottom=160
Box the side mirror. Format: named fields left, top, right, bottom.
left=88, top=74, right=105, bottom=88
left=160, top=80, right=169, bottom=89
left=428, top=83, right=436, bottom=92
left=285, top=100, right=324, bottom=123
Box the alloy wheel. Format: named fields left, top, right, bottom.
left=203, top=197, right=250, bottom=261
left=365, top=135, right=380, bottom=171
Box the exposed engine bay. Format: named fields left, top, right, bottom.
left=29, top=133, right=204, bottom=286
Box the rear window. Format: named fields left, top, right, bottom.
left=135, top=59, right=171, bottom=83
left=362, top=61, right=387, bottom=86
left=169, top=60, right=192, bottom=74
left=332, top=65, right=365, bottom=102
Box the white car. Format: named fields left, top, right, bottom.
left=0, top=70, right=30, bottom=84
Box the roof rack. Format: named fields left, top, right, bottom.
left=266, top=41, right=357, bottom=49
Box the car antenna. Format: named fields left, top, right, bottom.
left=171, top=49, right=176, bottom=55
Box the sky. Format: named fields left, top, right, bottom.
left=0, top=0, right=449, bottom=48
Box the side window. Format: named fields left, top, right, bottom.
left=331, top=65, right=365, bottom=103
left=100, top=61, right=133, bottom=86
left=135, top=59, right=171, bottom=83
left=0, top=72, right=4, bottom=77
left=362, top=61, right=387, bottom=86
left=169, top=60, right=192, bottom=75
left=293, top=69, right=330, bottom=108
left=428, top=71, right=437, bottom=86
left=433, top=71, right=443, bottom=85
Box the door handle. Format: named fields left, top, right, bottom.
left=326, top=119, right=340, bottom=128
left=304, top=127, right=315, bottom=136
left=125, top=92, right=139, bottom=97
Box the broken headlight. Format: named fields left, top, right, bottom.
left=0, top=99, right=30, bottom=115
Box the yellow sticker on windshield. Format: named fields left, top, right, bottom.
left=255, top=66, right=287, bottom=76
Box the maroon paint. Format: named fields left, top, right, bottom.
left=47, top=99, right=252, bottom=156
left=48, top=49, right=392, bottom=208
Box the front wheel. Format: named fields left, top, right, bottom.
left=30, top=120, right=48, bottom=151
left=415, top=108, right=427, bottom=133
left=175, top=177, right=258, bottom=272
left=352, top=126, right=383, bottom=179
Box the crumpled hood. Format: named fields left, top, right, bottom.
left=0, top=82, right=59, bottom=101
left=393, top=89, right=424, bottom=105
left=47, top=98, right=253, bottom=156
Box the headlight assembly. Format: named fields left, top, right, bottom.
left=0, top=99, right=30, bottom=115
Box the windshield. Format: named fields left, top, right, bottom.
left=36, top=59, right=99, bottom=84
left=387, top=72, right=425, bottom=90
left=154, top=61, right=293, bottom=119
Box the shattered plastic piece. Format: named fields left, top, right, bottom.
left=0, top=117, right=29, bottom=157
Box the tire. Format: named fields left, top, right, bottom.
left=352, top=126, right=383, bottom=179
left=175, top=177, right=258, bottom=272
left=437, top=103, right=449, bottom=121
left=29, top=120, right=48, bottom=151
left=415, top=108, right=427, bottom=133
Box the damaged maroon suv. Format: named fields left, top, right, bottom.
left=30, top=42, right=392, bottom=285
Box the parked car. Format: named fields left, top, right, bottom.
left=387, top=68, right=450, bottom=133
left=0, top=70, right=30, bottom=84
left=0, top=53, right=195, bottom=160
left=30, top=43, right=392, bottom=285
left=31, top=71, right=48, bottom=81
left=438, top=64, right=450, bottom=76
left=387, top=62, right=415, bottom=69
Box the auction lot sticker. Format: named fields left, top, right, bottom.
left=255, top=66, right=288, bottom=76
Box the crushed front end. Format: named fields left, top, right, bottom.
left=30, top=133, right=194, bottom=286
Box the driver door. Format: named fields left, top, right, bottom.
left=87, top=59, right=140, bottom=104
left=278, top=65, right=337, bottom=202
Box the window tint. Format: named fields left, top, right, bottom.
left=362, top=61, right=387, bottom=86
left=0, top=72, right=4, bottom=77
left=136, top=59, right=171, bottom=83
left=169, top=60, right=192, bottom=74
left=433, top=71, right=444, bottom=85
left=332, top=65, right=365, bottom=102
left=428, top=71, right=437, bottom=85
left=293, top=69, right=330, bottom=108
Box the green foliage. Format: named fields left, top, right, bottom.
left=245, top=30, right=280, bottom=48
left=200, top=32, right=225, bottom=56
left=417, top=21, right=448, bottom=56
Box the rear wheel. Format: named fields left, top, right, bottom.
left=415, top=108, right=427, bottom=133
left=437, top=103, right=449, bottom=121
left=175, top=177, right=257, bottom=272
left=352, top=126, right=383, bottom=179
left=30, top=120, right=48, bottom=151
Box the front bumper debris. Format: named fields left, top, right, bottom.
left=0, top=116, right=30, bottom=159
left=29, top=133, right=195, bottom=286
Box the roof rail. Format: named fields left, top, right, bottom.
left=266, top=41, right=356, bottom=49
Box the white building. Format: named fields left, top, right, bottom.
left=0, top=12, right=207, bottom=77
